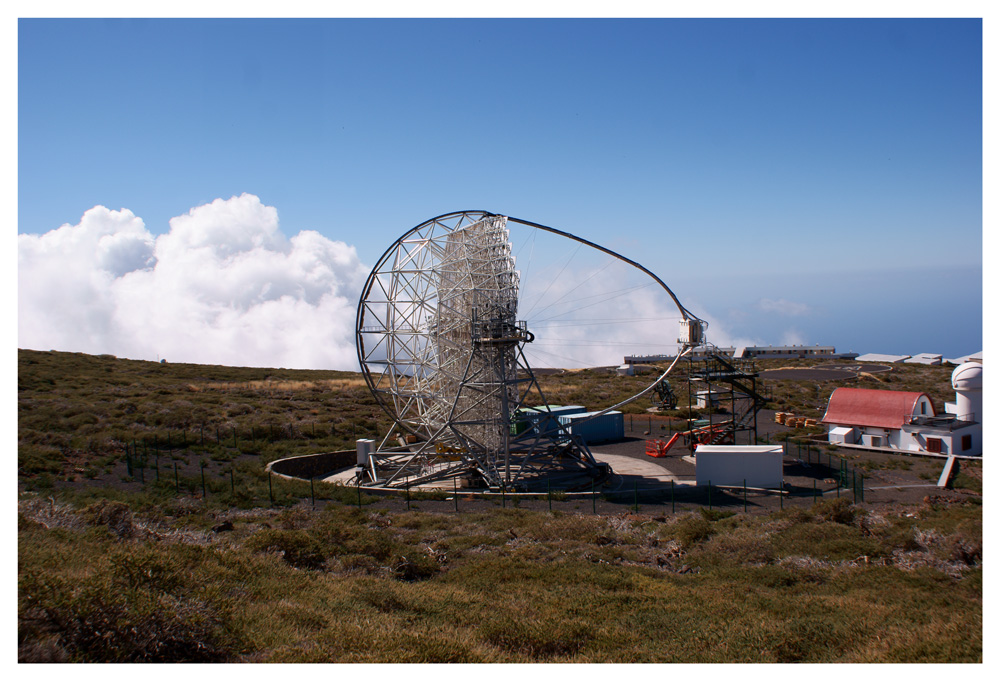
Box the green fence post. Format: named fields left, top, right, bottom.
left=454, top=477, right=459, bottom=513
left=813, top=479, right=817, bottom=504
left=592, top=479, right=597, bottom=514
left=270, top=471, right=275, bottom=506
left=860, top=474, right=864, bottom=503
left=708, top=480, right=712, bottom=511
left=311, top=476, right=315, bottom=510
left=155, top=452, right=159, bottom=482
left=548, top=479, right=552, bottom=512
left=502, top=484, right=506, bottom=509
left=743, top=479, right=747, bottom=513
left=634, top=480, right=639, bottom=513
left=780, top=486, right=783, bottom=510
left=357, top=478, right=361, bottom=509
left=406, top=482, right=411, bottom=511
left=671, top=479, right=675, bottom=514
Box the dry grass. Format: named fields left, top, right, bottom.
left=18, top=491, right=982, bottom=663
left=193, top=378, right=370, bottom=392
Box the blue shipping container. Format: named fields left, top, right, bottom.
left=557, top=411, right=625, bottom=444
left=521, top=405, right=587, bottom=437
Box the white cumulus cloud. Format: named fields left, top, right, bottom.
left=18, top=194, right=368, bottom=370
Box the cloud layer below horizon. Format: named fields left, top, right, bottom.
left=19, top=194, right=793, bottom=372
left=19, top=194, right=368, bottom=370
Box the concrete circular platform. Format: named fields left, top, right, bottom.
left=323, top=450, right=687, bottom=494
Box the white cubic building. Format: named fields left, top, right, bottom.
left=694, top=444, right=784, bottom=488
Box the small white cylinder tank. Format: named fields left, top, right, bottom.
left=951, top=362, right=983, bottom=422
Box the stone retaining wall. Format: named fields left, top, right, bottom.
left=267, top=449, right=356, bottom=480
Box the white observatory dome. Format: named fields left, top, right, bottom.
left=952, top=362, right=983, bottom=391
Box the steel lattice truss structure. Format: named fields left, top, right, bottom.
left=356, top=211, right=606, bottom=490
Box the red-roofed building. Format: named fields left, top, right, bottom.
left=822, top=379, right=981, bottom=456
left=822, top=388, right=934, bottom=432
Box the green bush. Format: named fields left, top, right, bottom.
left=672, top=514, right=715, bottom=548
left=246, top=529, right=326, bottom=570
left=812, top=497, right=859, bottom=525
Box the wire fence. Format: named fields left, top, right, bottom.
left=115, top=429, right=869, bottom=516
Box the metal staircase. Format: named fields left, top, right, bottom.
left=687, top=352, right=768, bottom=446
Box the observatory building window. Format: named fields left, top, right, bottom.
left=962, top=435, right=972, bottom=451
left=926, top=438, right=942, bottom=453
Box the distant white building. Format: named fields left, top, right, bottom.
left=735, top=345, right=856, bottom=360
left=944, top=351, right=982, bottom=365
left=904, top=353, right=943, bottom=365
left=821, top=362, right=982, bottom=457
left=854, top=353, right=911, bottom=363
left=624, top=343, right=855, bottom=365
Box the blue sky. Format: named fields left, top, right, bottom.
left=17, top=18, right=985, bottom=364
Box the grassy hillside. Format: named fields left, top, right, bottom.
left=18, top=350, right=981, bottom=662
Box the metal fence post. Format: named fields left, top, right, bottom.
left=310, top=476, right=315, bottom=510
left=671, top=479, right=675, bottom=514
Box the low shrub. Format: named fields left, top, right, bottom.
left=245, top=529, right=326, bottom=570
left=672, top=514, right=715, bottom=548
left=812, top=498, right=859, bottom=525
left=690, top=526, right=776, bottom=567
